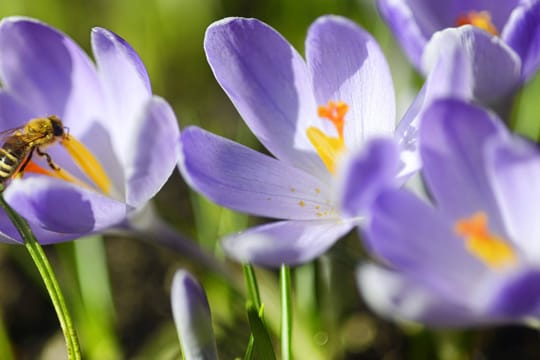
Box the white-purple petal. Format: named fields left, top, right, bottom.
left=357, top=264, right=485, bottom=327
left=91, top=27, right=152, bottom=169
left=179, top=126, right=333, bottom=220
left=124, top=97, right=180, bottom=208
left=487, top=137, right=540, bottom=262
left=422, top=27, right=521, bottom=106
left=503, top=0, right=540, bottom=81
left=171, top=270, right=218, bottom=360
left=222, top=220, right=354, bottom=267
left=366, top=188, right=488, bottom=302
left=0, top=17, right=104, bottom=135
left=4, top=177, right=127, bottom=234
left=204, top=17, right=326, bottom=177
left=419, top=99, right=508, bottom=232
left=306, top=15, right=396, bottom=148
left=339, top=138, right=400, bottom=218
left=487, top=269, right=540, bottom=318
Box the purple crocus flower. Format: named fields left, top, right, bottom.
left=0, top=17, right=179, bottom=244
left=357, top=98, right=540, bottom=326
left=178, top=16, right=417, bottom=267
left=378, top=0, right=540, bottom=82
left=171, top=269, right=218, bottom=360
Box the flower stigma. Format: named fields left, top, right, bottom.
left=307, top=100, right=348, bottom=174
left=455, top=11, right=499, bottom=36
left=454, top=212, right=516, bottom=269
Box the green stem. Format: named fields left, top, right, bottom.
left=0, top=194, right=81, bottom=359
left=280, top=265, right=292, bottom=360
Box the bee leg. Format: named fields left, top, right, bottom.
left=16, top=147, right=36, bottom=178
left=36, top=147, right=61, bottom=171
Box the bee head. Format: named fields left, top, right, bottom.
left=48, top=116, right=65, bottom=137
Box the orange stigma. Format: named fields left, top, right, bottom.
left=307, top=100, right=348, bottom=174
left=456, top=11, right=499, bottom=36
left=454, top=212, right=516, bottom=269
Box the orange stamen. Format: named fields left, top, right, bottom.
left=454, top=212, right=516, bottom=269
left=317, top=100, right=348, bottom=139
left=456, top=11, right=499, bottom=36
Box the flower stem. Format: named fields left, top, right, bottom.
left=0, top=194, right=81, bottom=359
left=280, top=265, right=292, bottom=360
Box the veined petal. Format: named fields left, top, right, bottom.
left=377, top=0, right=427, bottom=71
left=339, top=138, right=400, bottom=218
left=503, top=0, right=540, bottom=81
left=423, top=27, right=521, bottom=106
left=204, top=17, right=326, bottom=177
left=171, top=270, right=218, bottom=360
left=0, top=91, right=34, bottom=129
left=4, top=177, right=127, bottom=234
left=222, top=219, right=354, bottom=267
left=366, top=188, right=488, bottom=302
left=487, top=137, right=540, bottom=262
left=0, top=17, right=104, bottom=135
left=179, top=127, right=334, bottom=220
left=307, top=15, right=396, bottom=148
left=419, top=99, right=508, bottom=232
left=357, top=264, right=484, bottom=327
left=92, top=27, right=152, bottom=173
left=124, top=97, right=180, bottom=208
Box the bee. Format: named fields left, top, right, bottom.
left=0, top=116, right=67, bottom=187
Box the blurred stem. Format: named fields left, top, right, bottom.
left=243, top=264, right=261, bottom=360
left=280, top=265, right=292, bottom=360
left=0, top=194, right=81, bottom=360
left=243, top=264, right=262, bottom=309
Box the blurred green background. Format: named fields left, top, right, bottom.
left=0, top=0, right=539, bottom=359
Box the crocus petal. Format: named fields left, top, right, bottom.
left=179, top=126, right=334, bottom=220
left=487, top=268, right=540, bottom=318
left=124, top=97, right=180, bottom=208
left=366, top=188, right=488, bottom=301
left=222, top=219, right=354, bottom=267
left=503, top=0, right=540, bottom=81
left=4, top=177, right=127, bottom=234
left=377, top=0, right=427, bottom=71
left=204, top=17, right=326, bottom=177
left=422, top=27, right=521, bottom=106
left=487, top=137, right=540, bottom=262
left=306, top=15, right=396, bottom=148
left=0, top=17, right=104, bottom=134
left=92, top=27, right=152, bottom=174
left=357, top=264, right=484, bottom=327
left=0, top=91, right=34, bottom=129
left=171, top=270, right=218, bottom=360
left=419, top=99, right=508, bottom=232
left=339, top=138, right=400, bottom=217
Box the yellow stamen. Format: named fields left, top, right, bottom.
left=307, top=100, right=348, bottom=174
left=454, top=212, right=516, bottom=269
left=456, top=11, right=499, bottom=36
left=61, top=135, right=111, bottom=194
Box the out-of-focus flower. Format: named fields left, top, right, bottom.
left=171, top=269, right=218, bottom=360
left=378, top=0, right=540, bottom=81
left=178, top=16, right=417, bottom=267
left=0, top=17, right=179, bottom=243
left=358, top=98, right=540, bottom=326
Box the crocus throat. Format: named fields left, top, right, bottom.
left=307, top=100, right=348, bottom=174
left=456, top=11, right=499, bottom=36
left=25, top=135, right=112, bottom=195
left=454, top=212, right=516, bottom=269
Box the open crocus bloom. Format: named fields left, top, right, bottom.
left=358, top=99, right=540, bottom=326
left=0, top=17, right=179, bottom=244
left=378, top=0, right=540, bottom=82
left=178, top=16, right=418, bottom=266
